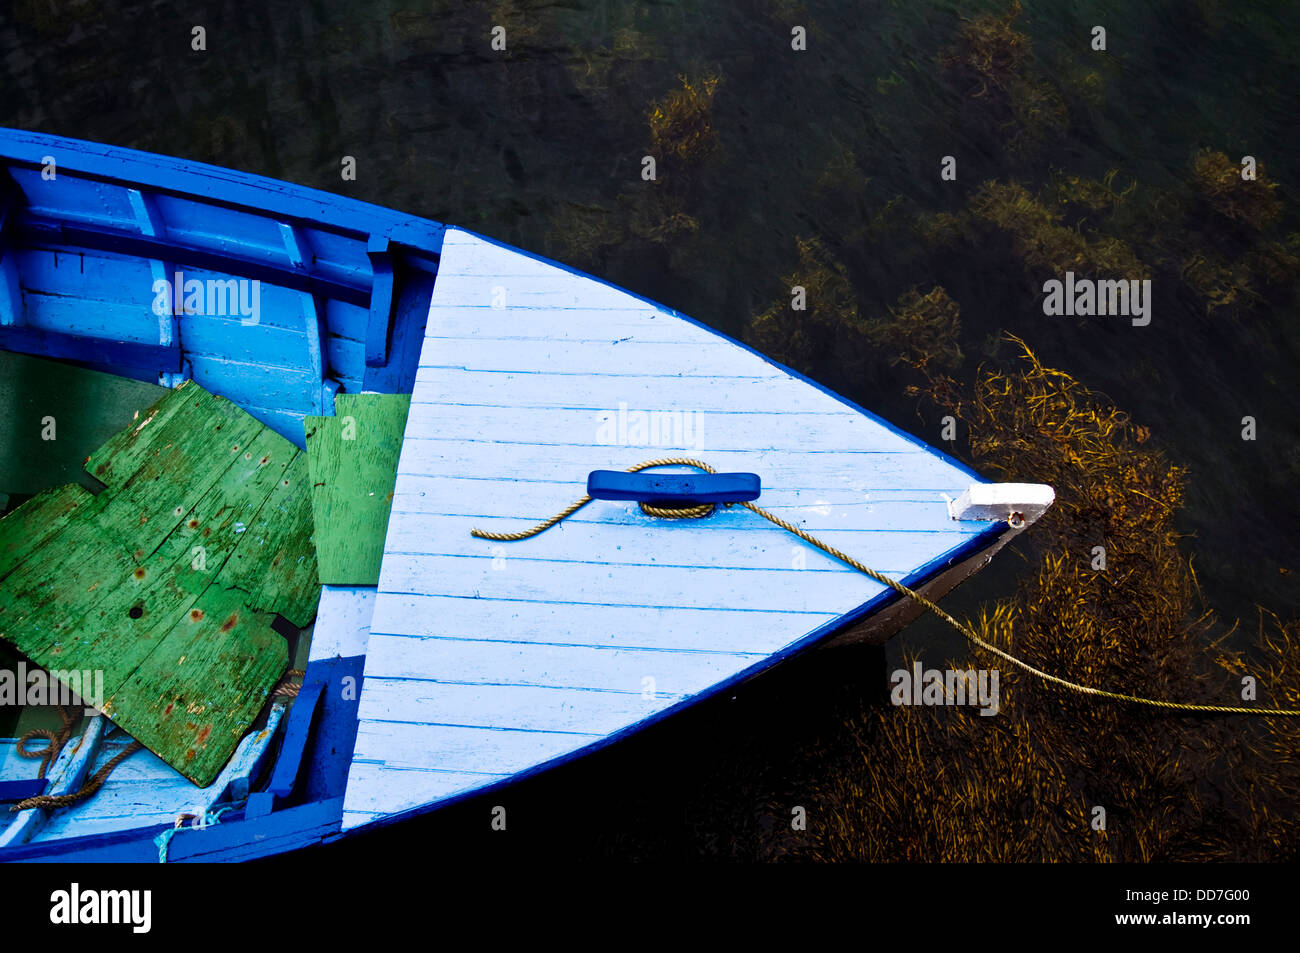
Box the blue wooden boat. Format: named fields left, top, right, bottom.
left=0, top=129, right=1052, bottom=861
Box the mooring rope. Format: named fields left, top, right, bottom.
left=12, top=708, right=145, bottom=812
left=470, top=457, right=720, bottom=540
left=10, top=740, right=144, bottom=812
left=14, top=705, right=77, bottom=779
left=9, top=666, right=303, bottom=814
left=472, top=458, right=1300, bottom=717
left=272, top=669, right=306, bottom=698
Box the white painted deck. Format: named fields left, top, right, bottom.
left=342, top=228, right=999, bottom=829
left=309, top=585, right=376, bottom=662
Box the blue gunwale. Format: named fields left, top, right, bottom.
left=14, top=218, right=374, bottom=305
left=0, top=128, right=446, bottom=255
left=0, top=126, right=450, bottom=433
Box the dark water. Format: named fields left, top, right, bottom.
left=2, top=1, right=1297, bottom=858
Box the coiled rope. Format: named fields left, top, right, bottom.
left=272, top=669, right=306, bottom=698
left=12, top=707, right=145, bottom=812
left=10, top=665, right=301, bottom=814
left=14, top=705, right=77, bottom=779
left=473, top=458, right=1300, bottom=717
left=10, top=740, right=144, bottom=812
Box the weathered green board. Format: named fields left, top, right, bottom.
left=0, top=382, right=321, bottom=785
left=305, top=394, right=411, bottom=586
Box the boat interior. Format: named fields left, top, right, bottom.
left=0, top=129, right=445, bottom=855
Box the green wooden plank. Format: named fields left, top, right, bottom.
left=0, top=518, right=137, bottom=666
left=92, top=386, right=266, bottom=557
left=87, top=382, right=259, bottom=489
left=215, top=449, right=321, bottom=627
left=60, top=427, right=303, bottom=708
left=0, top=483, right=95, bottom=580
left=0, top=381, right=320, bottom=785
left=305, top=393, right=410, bottom=586
left=102, top=585, right=285, bottom=782
left=82, top=385, right=194, bottom=487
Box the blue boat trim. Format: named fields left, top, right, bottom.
left=0, top=798, right=345, bottom=863
left=0, top=324, right=181, bottom=373
left=0, top=128, right=448, bottom=443
left=16, top=219, right=373, bottom=306
left=365, top=235, right=396, bottom=366
left=0, top=129, right=446, bottom=250
left=246, top=682, right=326, bottom=818
left=299, top=655, right=367, bottom=803
left=0, top=779, right=48, bottom=802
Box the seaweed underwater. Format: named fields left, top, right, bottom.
left=729, top=3, right=1300, bottom=861
left=776, top=340, right=1300, bottom=862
